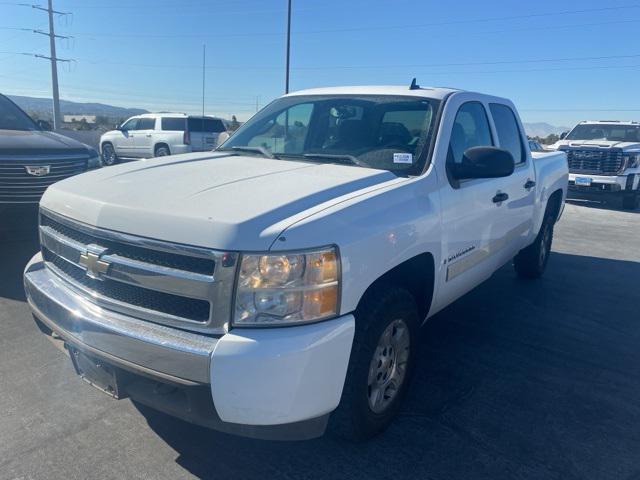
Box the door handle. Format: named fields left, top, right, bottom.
left=524, top=180, right=536, bottom=190
left=492, top=192, right=509, bottom=203
left=146, top=134, right=152, bottom=137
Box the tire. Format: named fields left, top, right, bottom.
left=101, top=143, right=118, bottom=166
left=329, top=285, right=420, bottom=441
left=622, top=193, right=639, bottom=210
left=514, top=213, right=554, bottom=279
left=155, top=145, right=170, bottom=157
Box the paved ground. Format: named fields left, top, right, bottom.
left=1, top=201, right=639, bottom=480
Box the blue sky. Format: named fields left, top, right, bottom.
left=2, top=0, right=640, bottom=126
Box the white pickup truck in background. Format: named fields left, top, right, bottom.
left=24, top=84, right=567, bottom=441
left=549, top=120, right=640, bottom=209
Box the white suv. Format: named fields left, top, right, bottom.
left=99, top=113, right=229, bottom=165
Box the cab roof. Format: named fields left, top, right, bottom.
left=285, top=85, right=461, bottom=100
left=578, top=120, right=640, bottom=125
left=136, top=113, right=224, bottom=120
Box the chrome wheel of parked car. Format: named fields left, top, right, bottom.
left=155, top=145, right=170, bottom=157
left=101, top=143, right=117, bottom=166
left=368, top=318, right=410, bottom=414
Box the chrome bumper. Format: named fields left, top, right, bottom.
left=24, top=252, right=217, bottom=385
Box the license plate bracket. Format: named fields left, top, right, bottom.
left=575, top=176, right=592, bottom=186
left=69, top=347, right=127, bottom=399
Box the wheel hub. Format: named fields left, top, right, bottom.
left=367, top=319, right=410, bottom=414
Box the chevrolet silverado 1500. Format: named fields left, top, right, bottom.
left=24, top=84, right=568, bottom=441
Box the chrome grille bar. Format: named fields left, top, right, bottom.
left=39, top=208, right=236, bottom=334
left=565, top=149, right=626, bottom=175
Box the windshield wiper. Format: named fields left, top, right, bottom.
left=224, top=146, right=275, bottom=158
left=302, top=153, right=361, bottom=166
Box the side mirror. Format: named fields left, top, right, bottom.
left=37, top=119, right=52, bottom=131
left=452, top=146, right=515, bottom=180
left=560, top=131, right=568, bottom=140
left=114, top=124, right=122, bottom=131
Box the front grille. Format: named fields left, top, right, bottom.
left=43, top=247, right=211, bottom=321
left=39, top=208, right=236, bottom=333
left=0, top=155, right=88, bottom=203
left=40, top=214, right=215, bottom=275
left=564, top=149, right=626, bottom=175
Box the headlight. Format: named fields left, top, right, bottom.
left=625, top=153, right=640, bottom=169
left=233, top=246, right=340, bottom=327
left=87, top=149, right=102, bottom=169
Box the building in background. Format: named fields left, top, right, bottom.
left=63, top=114, right=97, bottom=124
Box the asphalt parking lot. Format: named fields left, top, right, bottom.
left=1, top=201, right=639, bottom=480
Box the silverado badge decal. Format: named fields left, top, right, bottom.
left=25, top=165, right=51, bottom=176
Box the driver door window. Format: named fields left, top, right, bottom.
left=448, top=102, right=493, bottom=166
left=248, top=103, right=313, bottom=154
left=120, top=118, right=139, bottom=131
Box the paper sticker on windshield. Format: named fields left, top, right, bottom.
left=393, top=153, right=413, bottom=164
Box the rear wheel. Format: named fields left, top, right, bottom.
left=622, top=193, right=639, bottom=210
left=329, top=285, right=419, bottom=441
left=514, top=213, right=554, bottom=279
left=155, top=145, right=170, bottom=157
left=101, top=143, right=118, bottom=166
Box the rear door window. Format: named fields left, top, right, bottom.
left=161, top=118, right=186, bottom=131
left=490, top=103, right=525, bottom=165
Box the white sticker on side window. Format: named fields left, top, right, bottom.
left=393, top=153, right=413, bottom=164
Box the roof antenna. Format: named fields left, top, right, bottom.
left=409, top=77, right=420, bottom=90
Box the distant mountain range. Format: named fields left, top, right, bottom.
left=522, top=122, right=571, bottom=138
left=8, top=95, right=148, bottom=120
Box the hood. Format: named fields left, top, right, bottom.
left=552, top=139, right=640, bottom=151
left=0, top=129, right=91, bottom=156
left=41, top=152, right=403, bottom=250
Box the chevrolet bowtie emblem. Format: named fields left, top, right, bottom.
left=79, top=245, right=110, bottom=280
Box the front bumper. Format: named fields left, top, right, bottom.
left=568, top=173, right=638, bottom=195
left=24, top=252, right=355, bottom=439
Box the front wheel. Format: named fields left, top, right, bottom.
left=101, top=143, right=118, bottom=166
left=514, top=215, right=554, bottom=279
left=329, top=286, right=419, bottom=441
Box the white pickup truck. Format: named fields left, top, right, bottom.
left=549, top=120, right=640, bottom=209
left=24, top=84, right=567, bottom=441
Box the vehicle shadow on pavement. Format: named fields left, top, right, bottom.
left=135, top=251, right=640, bottom=480
left=0, top=216, right=39, bottom=301
left=566, top=198, right=640, bottom=214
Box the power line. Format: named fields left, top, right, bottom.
left=5, top=2, right=74, bottom=128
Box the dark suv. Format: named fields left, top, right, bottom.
left=0, top=94, right=101, bottom=210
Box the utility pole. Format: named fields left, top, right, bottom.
left=31, top=0, right=71, bottom=129
left=285, top=0, right=291, bottom=93
left=202, top=44, right=206, bottom=118
left=46, top=0, right=61, bottom=129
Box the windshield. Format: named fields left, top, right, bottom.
left=566, top=124, right=640, bottom=142
left=219, top=94, right=440, bottom=175
left=0, top=95, right=39, bottom=131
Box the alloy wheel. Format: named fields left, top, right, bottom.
left=367, top=319, right=411, bottom=414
